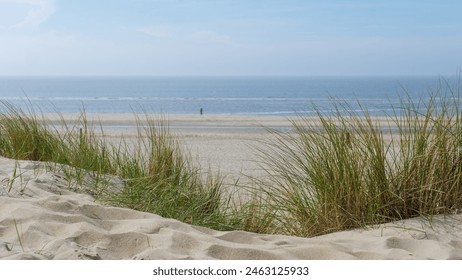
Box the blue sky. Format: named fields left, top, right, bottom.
left=0, top=0, right=461, bottom=76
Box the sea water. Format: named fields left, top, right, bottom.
left=0, top=76, right=453, bottom=116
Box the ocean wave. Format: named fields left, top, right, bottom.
left=0, top=96, right=307, bottom=101
left=0, top=96, right=407, bottom=103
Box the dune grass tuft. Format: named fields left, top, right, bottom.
left=251, top=80, right=462, bottom=237
left=0, top=102, right=239, bottom=230
left=1, top=78, right=461, bottom=238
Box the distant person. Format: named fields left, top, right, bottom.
left=200, top=108, right=203, bottom=115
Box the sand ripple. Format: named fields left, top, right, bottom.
left=1, top=157, right=462, bottom=260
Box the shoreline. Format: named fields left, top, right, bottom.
left=42, top=114, right=290, bottom=181
left=40, top=113, right=295, bottom=128
left=36, top=113, right=400, bottom=181
left=38, top=112, right=403, bottom=131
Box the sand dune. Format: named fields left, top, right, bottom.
left=1, top=157, right=462, bottom=260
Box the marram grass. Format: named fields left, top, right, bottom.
left=250, top=80, right=462, bottom=237
left=0, top=102, right=241, bottom=231
left=1, top=79, right=462, bottom=238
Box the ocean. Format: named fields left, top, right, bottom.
left=0, top=76, right=454, bottom=116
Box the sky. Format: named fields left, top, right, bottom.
left=0, top=0, right=461, bottom=76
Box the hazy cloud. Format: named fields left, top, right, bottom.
left=0, top=0, right=460, bottom=76
left=135, top=25, right=173, bottom=38
left=190, top=30, right=233, bottom=45
left=0, top=0, right=55, bottom=30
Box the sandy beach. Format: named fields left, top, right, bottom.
left=44, top=113, right=396, bottom=181
left=1, top=114, right=462, bottom=260
left=46, top=113, right=296, bottom=181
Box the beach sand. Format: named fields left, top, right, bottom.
left=1, top=114, right=462, bottom=260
